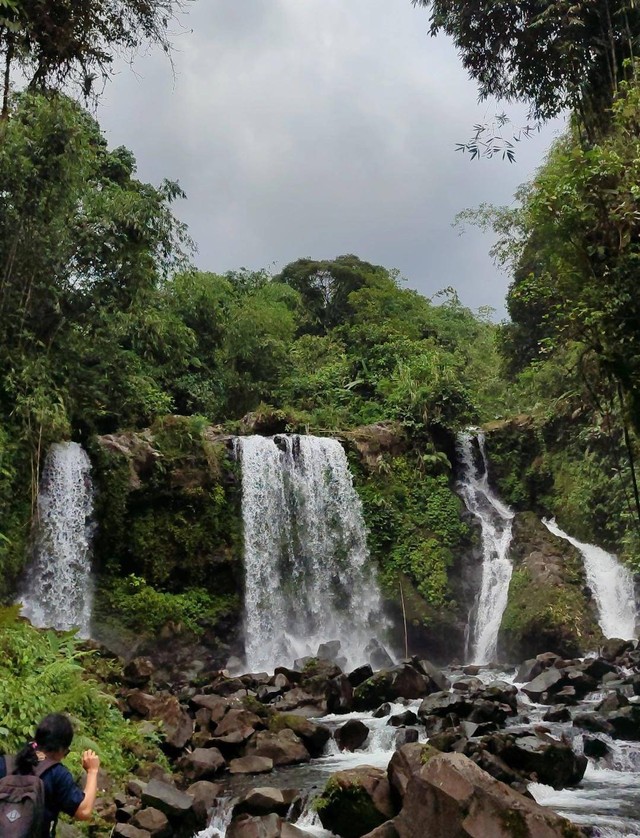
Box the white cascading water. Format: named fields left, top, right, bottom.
left=19, top=441, right=94, bottom=635
left=238, top=434, right=386, bottom=672
left=457, top=430, right=515, bottom=664
left=543, top=518, right=637, bottom=640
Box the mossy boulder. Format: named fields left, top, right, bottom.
left=315, top=766, right=396, bottom=838
left=499, top=512, right=603, bottom=660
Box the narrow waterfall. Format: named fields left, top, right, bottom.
left=19, top=441, right=94, bottom=635
left=238, top=434, right=386, bottom=672
left=457, top=430, right=515, bottom=664
left=543, top=518, right=637, bottom=640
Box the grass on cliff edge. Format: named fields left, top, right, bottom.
left=0, top=607, right=165, bottom=781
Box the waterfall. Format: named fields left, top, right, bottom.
left=19, top=441, right=94, bottom=635
left=457, top=430, right=514, bottom=664
left=238, top=434, right=386, bottom=672
left=543, top=518, right=637, bottom=640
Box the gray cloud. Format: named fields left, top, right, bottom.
left=100, top=0, right=562, bottom=316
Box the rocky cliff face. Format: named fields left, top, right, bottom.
left=499, top=512, right=603, bottom=660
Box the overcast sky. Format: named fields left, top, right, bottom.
left=99, top=0, right=562, bottom=317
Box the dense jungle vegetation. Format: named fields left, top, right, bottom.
left=1, top=0, right=640, bottom=775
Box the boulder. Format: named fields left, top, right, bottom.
left=515, top=658, right=544, bottom=684
left=543, top=706, right=571, bottom=723
left=394, top=728, right=419, bottom=748
left=190, top=695, right=229, bottom=722
left=582, top=737, right=610, bottom=759
left=348, top=664, right=374, bottom=688
left=227, top=813, right=282, bottom=838
left=365, top=639, right=395, bottom=670
left=387, top=743, right=438, bottom=805
left=269, top=714, right=331, bottom=757
left=354, top=665, right=433, bottom=710
left=178, top=747, right=225, bottom=781
left=229, top=756, right=274, bottom=775
left=233, top=788, right=299, bottom=817
left=601, top=638, right=634, bottom=662
left=335, top=719, right=369, bottom=752
left=247, top=730, right=310, bottom=766
left=131, top=808, right=170, bottom=837
left=113, top=826, right=150, bottom=838
left=412, top=659, right=450, bottom=692
left=572, top=713, right=614, bottom=735
left=123, top=657, right=155, bottom=687
left=141, top=779, right=195, bottom=821
left=215, top=709, right=263, bottom=736
left=606, top=706, right=640, bottom=740
left=521, top=668, right=563, bottom=702
left=316, top=766, right=395, bottom=838
left=317, top=640, right=342, bottom=663
left=186, top=781, right=222, bottom=824
left=393, top=752, right=585, bottom=837
left=387, top=711, right=418, bottom=727
left=499, top=734, right=587, bottom=789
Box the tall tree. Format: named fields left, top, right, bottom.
left=0, top=0, right=187, bottom=115
left=412, top=0, right=640, bottom=137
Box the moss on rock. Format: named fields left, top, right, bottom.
left=499, top=512, right=603, bottom=659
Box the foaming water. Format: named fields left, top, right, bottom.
left=543, top=519, right=637, bottom=640
left=457, top=430, right=514, bottom=664
left=193, top=797, right=234, bottom=838
left=19, top=441, right=94, bottom=634
left=531, top=763, right=640, bottom=837
left=238, top=435, right=387, bottom=672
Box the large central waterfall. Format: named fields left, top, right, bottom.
left=543, top=518, right=637, bottom=640
left=238, top=434, right=386, bottom=672
left=457, top=430, right=514, bottom=664
left=19, top=441, right=94, bottom=635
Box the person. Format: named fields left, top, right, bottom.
left=0, top=713, right=100, bottom=836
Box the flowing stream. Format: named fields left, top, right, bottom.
left=19, top=441, right=94, bottom=635
left=457, top=430, right=515, bottom=664
left=238, top=434, right=387, bottom=672
left=543, top=518, right=637, bottom=641
left=198, top=666, right=640, bottom=837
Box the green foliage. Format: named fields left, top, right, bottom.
left=97, top=575, right=239, bottom=637
left=355, top=455, right=469, bottom=613
left=314, top=775, right=387, bottom=838
left=500, top=567, right=600, bottom=657
left=0, top=610, right=164, bottom=780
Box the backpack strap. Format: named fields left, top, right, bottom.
left=33, top=758, right=57, bottom=778
left=3, top=754, right=56, bottom=777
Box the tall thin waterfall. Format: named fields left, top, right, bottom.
left=238, top=434, right=386, bottom=672
left=543, top=518, right=637, bottom=640
left=457, top=430, right=515, bottom=664
left=19, top=442, right=94, bottom=635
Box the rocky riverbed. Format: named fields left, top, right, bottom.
left=92, top=637, right=640, bottom=838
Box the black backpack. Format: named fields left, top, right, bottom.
left=0, top=756, right=55, bottom=837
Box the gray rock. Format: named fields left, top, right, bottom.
left=131, top=807, right=171, bottom=837
left=141, top=779, right=195, bottom=819
left=229, top=756, right=274, bottom=774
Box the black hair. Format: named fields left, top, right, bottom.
left=14, top=714, right=74, bottom=774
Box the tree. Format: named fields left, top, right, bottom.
left=276, top=255, right=393, bottom=334
left=0, top=0, right=187, bottom=115
left=412, top=0, right=640, bottom=137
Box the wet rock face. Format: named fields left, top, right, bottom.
left=498, top=512, right=604, bottom=660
